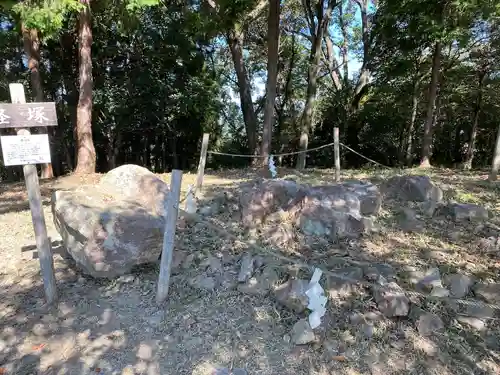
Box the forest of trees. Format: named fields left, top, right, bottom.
left=0, top=0, right=499, bottom=181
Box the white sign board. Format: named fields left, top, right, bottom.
left=1, top=134, right=51, bottom=166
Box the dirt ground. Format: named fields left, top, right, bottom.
left=0, top=167, right=499, bottom=375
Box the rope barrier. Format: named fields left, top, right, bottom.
left=339, top=143, right=392, bottom=169
left=207, top=141, right=337, bottom=158
left=178, top=208, right=500, bottom=314
left=207, top=141, right=392, bottom=169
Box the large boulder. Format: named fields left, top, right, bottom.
left=382, top=175, right=443, bottom=202
left=52, top=165, right=169, bottom=278
left=98, top=164, right=170, bottom=216
left=238, top=179, right=307, bottom=228
left=238, top=179, right=380, bottom=240
left=296, top=183, right=380, bottom=239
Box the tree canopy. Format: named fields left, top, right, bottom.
left=0, top=0, right=499, bottom=180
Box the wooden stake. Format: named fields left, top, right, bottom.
left=195, top=133, right=209, bottom=194
left=9, top=83, right=57, bottom=304
left=156, top=169, right=183, bottom=304
left=334, top=127, right=340, bottom=183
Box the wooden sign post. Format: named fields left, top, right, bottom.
left=1, top=83, right=58, bottom=304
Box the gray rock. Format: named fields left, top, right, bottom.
left=238, top=253, right=255, bottom=283
left=99, top=164, right=170, bottom=216
left=448, top=203, right=489, bottom=221
left=190, top=275, right=216, bottom=291
left=382, top=175, right=443, bottom=202
left=465, top=304, right=495, bottom=319
left=409, top=267, right=442, bottom=291
left=291, top=319, right=316, bottom=345
left=52, top=189, right=165, bottom=279
left=326, top=268, right=363, bottom=299
left=239, top=179, right=307, bottom=228
left=444, top=274, right=474, bottom=298
left=274, top=279, right=309, bottom=313
left=474, top=283, right=500, bottom=304
left=232, top=369, right=248, bottom=375
left=430, top=286, right=450, bottom=297
left=298, top=206, right=374, bottom=240
left=416, top=313, right=444, bottom=336
left=363, top=263, right=396, bottom=281
left=457, top=316, right=486, bottom=331
left=373, top=282, right=410, bottom=317
left=238, top=266, right=279, bottom=296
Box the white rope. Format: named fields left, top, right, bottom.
left=207, top=141, right=392, bottom=170
left=207, top=141, right=337, bottom=158
left=339, top=143, right=392, bottom=169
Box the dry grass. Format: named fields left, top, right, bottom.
left=0, top=167, right=499, bottom=374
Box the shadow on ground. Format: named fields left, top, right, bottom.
left=0, top=167, right=499, bottom=374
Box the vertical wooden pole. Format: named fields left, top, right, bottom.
left=156, top=169, right=183, bottom=304
left=334, top=127, right=340, bottom=183
left=195, top=133, right=209, bottom=195
left=9, top=83, right=57, bottom=304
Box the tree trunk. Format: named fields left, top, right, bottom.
left=463, top=72, right=486, bottom=170
left=489, top=124, right=500, bottom=182
left=406, top=84, right=419, bottom=166
left=22, top=25, right=54, bottom=179
left=261, top=0, right=280, bottom=165
left=227, top=25, right=258, bottom=155
left=75, top=0, right=96, bottom=174
left=297, top=0, right=336, bottom=169
left=419, top=41, right=441, bottom=168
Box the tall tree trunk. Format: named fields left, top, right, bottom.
left=297, top=0, right=336, bottom=169
left=261, top=0, right=280, bottom=165
left=406, top=87, right=419, bottom=167
left=420, top=41, right=441, bottom=168
left=22, top=25, right=54, bottom=179
left=75, top=0, right=96, bottom=174
left=489, top=124, right=500, bottom=182
left=463, top=72, right=486, bottom=170
left=227, top=25, right=258, bottom=155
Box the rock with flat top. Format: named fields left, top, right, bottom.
left=274, top=279, right=309, bottom=313
left=291, top=319, right=316, bottom=345
left=239, top=179, right=307, bottom=228
left=238, top=179, right=380, bottom=240
left=474, top=283, right=500, bottom=304
left=444, top=274, right=474, bottom=298
left=238, top=266, right=279, bottom=296
left=448, top=203, right=489, bottom=221
left=373, top=281, right=410, bottom=317
left=382, top=175, right=443, bottom=202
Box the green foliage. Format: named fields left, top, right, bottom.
left=12, top=0, right=82, bottom=38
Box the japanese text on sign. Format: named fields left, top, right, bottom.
left=0, top=103, right=57, bottom=128
left=0, top=134, right=51, bottom=166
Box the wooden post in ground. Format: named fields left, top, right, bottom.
left=334, top=127, right=340, bottom=183
left=156, top=169, right=183, bottom=304
left=195, top=133, right=209, bottom=195
left=8, top=83, right=57, bottom=304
